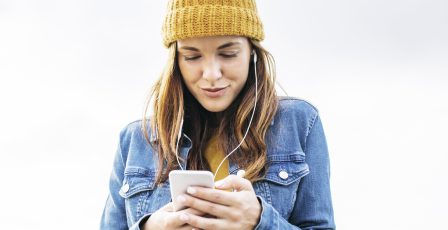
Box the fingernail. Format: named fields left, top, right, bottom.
left=180, top=213, right=189, bottom=221
left=177, top=195, right=186, bottom=203
left=237, top=170, right=246, bottom=178
left=187, top=187, right=196, bottom=194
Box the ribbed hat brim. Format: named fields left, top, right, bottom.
left=162, top=3, right=264, bottom=47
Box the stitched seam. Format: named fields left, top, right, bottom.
left=118, top=137, right=125, bottom=169
left=278, top=96, right=319, bottom=112
left=276, top=209, right=280, bottom=230
left=304, top=112, right=319, bottom=153
left=264, top=182, right=272, bottom=204
left=136, top=192, right=143, bottom=220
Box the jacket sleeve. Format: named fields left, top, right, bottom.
left=100, top=127, right=153, bottom=230
left=100, top=139, right=129, bottom=230
left=254, top=114, right=335, bottom=230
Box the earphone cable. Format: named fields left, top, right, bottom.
left=213, top=52, right=258, bottom=181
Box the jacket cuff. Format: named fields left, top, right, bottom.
left=129, top=213, right=152, bottom=230
left=254, top=195, right=279, bottom=230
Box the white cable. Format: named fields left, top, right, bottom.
left=175, top=117, right=184, bottom=170
left=174, top=51, right=258, bottom=181
left=213, top=51, right=258, bottom=181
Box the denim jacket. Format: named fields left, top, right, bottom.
left=100, top=97, right=335, bottom=229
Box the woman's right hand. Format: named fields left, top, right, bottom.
left=142, top=202, right=204, bottom=230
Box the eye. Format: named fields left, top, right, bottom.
left=184, top=56, right=201, bottom=61
left=220, top=53, right=238, bottom=58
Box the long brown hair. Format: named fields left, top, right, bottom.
left=143, top=39, right=278, bottom=185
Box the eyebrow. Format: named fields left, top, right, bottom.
left=179, top=41, right=241, bottom=52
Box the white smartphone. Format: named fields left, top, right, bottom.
left=169, top=170, right=214, bottom=211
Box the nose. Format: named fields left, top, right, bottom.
left=202, top=58, right=222, bottom=82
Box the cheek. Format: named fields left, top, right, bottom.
left=181, top=75, right=197, bottom=96
left=224, top=60, right=250, bottom=83
left=179, top=62, right=200, bottom=84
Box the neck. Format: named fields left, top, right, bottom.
left=214, top=112, right=224, bottom=121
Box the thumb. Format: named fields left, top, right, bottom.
left=214, top=174, right=253, bottom=192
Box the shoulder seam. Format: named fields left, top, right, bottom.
left=278, top=96, right=319, bottom=113
left=118, top=129, right=126, bottom=168
left=304, top=111, right=319, bottom=152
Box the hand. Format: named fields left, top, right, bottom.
left=142, top=202, right=205, bottom=230
left=177, top=175, right=262, bottom=230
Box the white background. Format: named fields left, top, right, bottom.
left=1, top=0, right=447, bottom=229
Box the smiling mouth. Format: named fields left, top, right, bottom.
left=201, top=86, right=229, bottom=98
left=202, top=87, right=225, bottom=92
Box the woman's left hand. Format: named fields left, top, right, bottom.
left=176, top=174, right=261, bottom=230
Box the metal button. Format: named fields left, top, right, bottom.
left=121, top=183, right=130, bottom=193
left=279, top=170, right=289, bottom=180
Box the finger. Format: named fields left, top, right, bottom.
left=154, top=204, right=205, bottom=228
left=177, top=194, right=231, bottom=219
left=186, top=186, right=237, bottom=206
left=178, top=224, right=200, bottom=230
left=182, top=212, right=226, bottom=230
left=168, top=206, right=210, bottom=227
left=162, top=211, right=189, bottom=228
left=161, top=206, right=207, bottom=227
left=164, top=210, right=205, bottom=228
left=181, top=207, right=206, bottom=216
left=214, top=175, right=253, bottom=192
left=159, top=202, right=176, bottom=212
left=167, top=205, right=213, bottom=225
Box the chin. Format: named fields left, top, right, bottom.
left=202, top=105, right=226, bottom=113
left=200, top=101, right=230, bottom=113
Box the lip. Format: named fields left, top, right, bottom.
left=201, top=86, right=228, bottom=98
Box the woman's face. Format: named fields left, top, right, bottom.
left=177, top=36, right=252, bottom=112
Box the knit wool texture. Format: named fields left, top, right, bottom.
left=162, top=0, right=264, bottom=48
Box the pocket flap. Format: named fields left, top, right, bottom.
left=264, top=151, right=309, bottom=185
left=119, top=166, right=156, bottom=198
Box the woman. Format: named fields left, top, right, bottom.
left=101, top=0, right=335, bottom=229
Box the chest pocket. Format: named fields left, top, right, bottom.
left=254, top=151, right=309, bottom=219
left=119, top=167, right=170, bottom=225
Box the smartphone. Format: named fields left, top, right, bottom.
left=169, top=170, right=214, bottom=211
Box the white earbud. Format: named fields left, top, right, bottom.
left=252, top=50, right=257, bottom=64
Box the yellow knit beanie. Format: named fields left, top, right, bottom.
left=162, top=0, right=264, bottom=48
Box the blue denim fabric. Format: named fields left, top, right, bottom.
left=100, top=97, right=335, bottom=229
